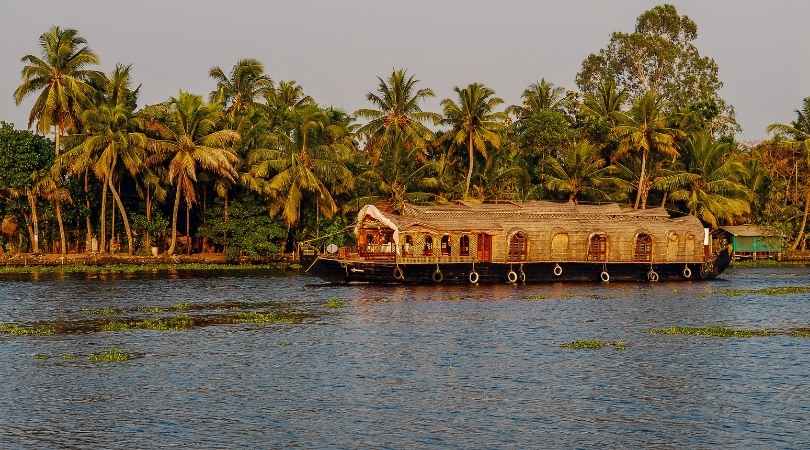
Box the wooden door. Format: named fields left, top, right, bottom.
left=477, top=234, right=492, bottom=261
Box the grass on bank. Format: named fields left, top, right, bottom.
left=560, top=339, right=627, bottom=350
left=0, top=263, right=291, bottom=275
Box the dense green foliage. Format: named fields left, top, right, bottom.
left=1, top=4, right=808, bottom=256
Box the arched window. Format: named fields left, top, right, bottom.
left=685, top=233, right=696, bottom=258
left=667, top=232, right=680, bottom=260
left=587, top=234, right=608, bottom=261
left=459, top=235, right=470, bottom=256
left=551, top=233, right=569, bottom=259
left=423, top=235, right=434, bottom=256
left=440, top=235, right=451, bottom=256
left=508, top=231, right=528, bottom=261
left=635, top=233, right=653, bottom=262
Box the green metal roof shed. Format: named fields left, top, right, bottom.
left=718, top=225, right=783, bottom=254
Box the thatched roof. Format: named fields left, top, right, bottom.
left=719, top=225, right=782, bottom=237
left=358, top=201, right=690, bottom=234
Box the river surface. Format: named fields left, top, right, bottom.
left=1, top=266, right=809, bottom=449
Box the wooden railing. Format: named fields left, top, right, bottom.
left=326, top=246, right=707, bottom=264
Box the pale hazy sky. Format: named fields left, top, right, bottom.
left=2, top=0, right=808, bottom=139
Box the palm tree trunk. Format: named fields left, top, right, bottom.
left=792, top=190, right=810, bottom=250
left=186, top=200, right=191, bottom=255
left=99, top=179, right=108, bottom=253
left=465, top=134, right=474, bottom=198
left=145, top=185, right=152, bottom=250
left=635, top=149, right=648, bottom=209
left=660, top=192, right=668, bottom=208
left=167, top=184, right=182, bottom=256
left=84, top=171, right=93, bottom=252
left=27, top=190, right=39, bottom=253
left=55, top=201, right=66, bottom=255
left=108, top=175, right=134, bottom=255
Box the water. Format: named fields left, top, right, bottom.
left=1, top=267, right=809, bottom=449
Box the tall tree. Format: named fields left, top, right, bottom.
left=655, top=132, right=750, bottom=228
left=576, top=4, right=735, bottom=133
left=441, top=83, right=506, bottom=198
left=611, top=91, right=680, bottom=209
left=147, top=92, right=239, bottom=255
left=767, top=97, right=810, bottom=249
left=14, top=26, right=102, bottom=151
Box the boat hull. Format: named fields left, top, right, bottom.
left=305, top=248, right=732, bottom=284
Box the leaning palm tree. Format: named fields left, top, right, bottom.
left=31, top=170, right=72, bottom=255
left=610, top=91, right=681, bottom=209
left=209, top=58, right=273, bottom=120
left=441, top=83, right=506, bottom=198
left=767, top=97, right=810, bottom=249
left=250, top=107, right=354, bottom=227
left=147, top=92, right=239, bottom=255
left=61, top=103, right=147, bottom=254
left=14, top=26, right=102, bottom=152
left=655, top=133, right=751, bottom=228
left=543, top=141, right=623, bottom=203
left=355, top=69, right=440, bottom=164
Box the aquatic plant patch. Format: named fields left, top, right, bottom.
left=720, top=286, right=810, bottom=297
left=0, top=307, right=313, bottom=338
left=560, top=339, right=626, bottom=350
left=88, top=347, right=132, bottom=363
left=525, top=294, right=546, bottom=301
left=645, top=326, right=810, bottom=338
left=324, top=297, right=346, bottom=308
left=0, top=323, right=55, bottom=336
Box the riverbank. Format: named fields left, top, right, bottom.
left=0, top=253, right=300, bottom=274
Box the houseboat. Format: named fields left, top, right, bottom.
left=304, top=201, right=732, bottom=284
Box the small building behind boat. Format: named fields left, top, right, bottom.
left=714, top=225, right=783, bottom=260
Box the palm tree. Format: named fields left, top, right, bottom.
left=581, top=79, right=627, bottom=125
left=148, top=92, right=239, bottom=255
left=269, top=80, right=314, bottom=111
left=767, top=97, right=810, bottom=249
left=655, top=133, right=750, bottom=228
left=355, top=69, right=440, bottom=165
left=610, top=91, right=681, bottom=209
left=543, top=141, right=623, bottom=203
left=209, top=58, right=273, bottom=120
left=250, top=107, right=353, bottom=227
left=14, top=26, right=102, bottom=152
left=441, top=83, right=506, bottom=198
left=61, top=103, right=147, bottom=254
left=508, top=78, right=572, bottom=119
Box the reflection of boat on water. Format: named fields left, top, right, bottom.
left=304, top=201, right=732, bottom=284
